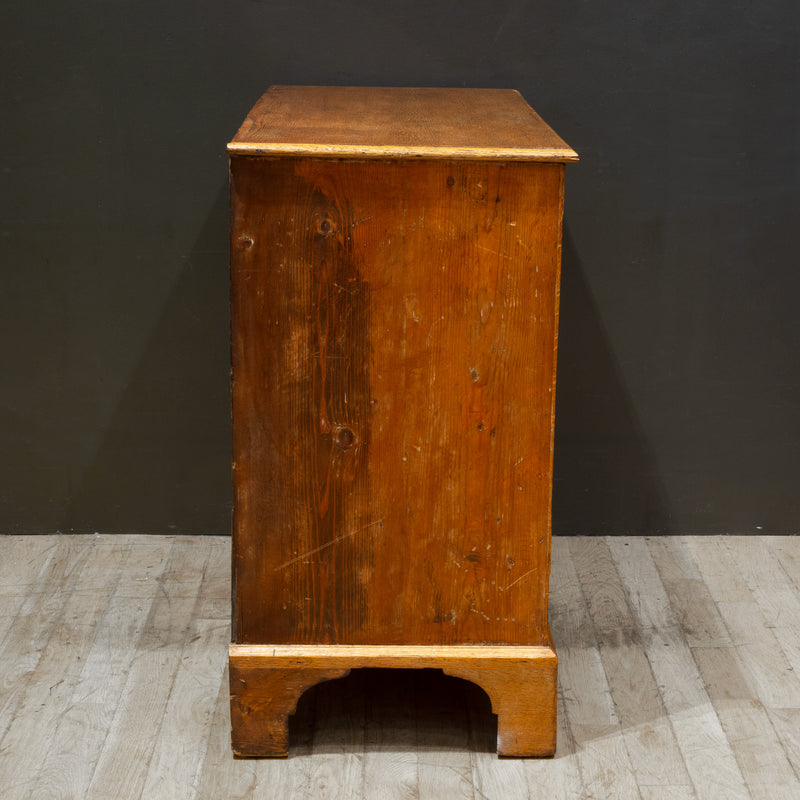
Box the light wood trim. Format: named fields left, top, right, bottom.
left=229, top=643, right=557, bottom=667
left=226, top=142, right=579, bottom=161
left=230, top=644, right=558, bottom=669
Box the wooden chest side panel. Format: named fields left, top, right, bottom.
left=231, top=157, right=564, bottom=646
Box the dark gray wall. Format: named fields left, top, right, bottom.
left=2, top=1, right=798, bottom=534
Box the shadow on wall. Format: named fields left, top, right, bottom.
left=62, top=186, right=232, bottom=534
left=553, top=227, right=674, bottom=535
left=60, top=204, right=673, bottom=536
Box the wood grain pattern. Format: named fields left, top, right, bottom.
left=548, top=539, right=641, bottom=798
left=609, top=538, right=750, bottom=799
left=652, top=537, right=800, bottom=798
left=230, top=86, right=572, bottom=758
left=0, top=540, right=126, bottom=800
left=141, top=559, right=230, bottom=798
left=229, top=86, right=578, bottom=161
left=229, top=644, right=557, bottom=758
left=6, top=534, right=800, bottom=798
left=85, top=540, right=212, bottom=800
left=569, top=537, right=693, bottom=791
left=29, top=538, right=174, bottom=800
left=231, top=156, right=564, bottom=648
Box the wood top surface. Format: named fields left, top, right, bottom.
left=229, top=85, right=578, bottom=161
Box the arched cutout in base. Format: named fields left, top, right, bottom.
left=230, top=644, right=557, bottom=758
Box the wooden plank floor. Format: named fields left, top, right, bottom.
left=1, top=535, right=798, bottom=799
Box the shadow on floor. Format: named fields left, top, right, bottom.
left=291, top=668, right=497, bottom=755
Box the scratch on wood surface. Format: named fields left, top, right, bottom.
left=500, top=567, right=536, bottom=592
left=477, top=244, right=512, bottom=261
left=273, top=519, right=384, bottom=571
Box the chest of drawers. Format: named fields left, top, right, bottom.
left=228, top=86, right=577, bottom=757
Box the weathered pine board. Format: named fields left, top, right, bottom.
left=84, top=540, right=211, bottom=800
left=4, top=534, right=800, bottom=799
left=29, top=537, right=175, bottom=800
left=570, top=537, right=693, bottom=791
left=0, top=539, right=127, bottom=800
left=651, top=537, right=800, bottom=798
left=609, top=538, right=750, bottom=799
left=550, top=538, right=640, bottom=799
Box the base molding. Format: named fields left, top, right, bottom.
left=229, top=643, right=557, bottom=758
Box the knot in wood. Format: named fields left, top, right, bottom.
left=335, top=426, right=355, bottom=450
left=313, top=214, right=337, bottom=237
